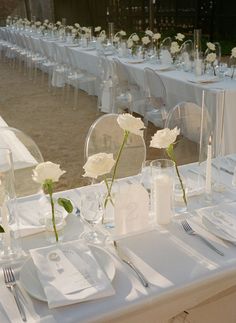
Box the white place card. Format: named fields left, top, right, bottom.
left=114, top=183, right=149, bottom=235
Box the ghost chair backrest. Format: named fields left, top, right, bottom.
left=165, top=102, right=211, bottom=165
left=84, top=114, right=146, bottom=180
left=0, top=127, right=44, bottom=197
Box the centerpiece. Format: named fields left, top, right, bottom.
left=83, top=114, right=145, bottom=227
left=32, top=162, right=73, bottom=242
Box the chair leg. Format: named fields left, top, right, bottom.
left=73, top=87, right=79, bottom=110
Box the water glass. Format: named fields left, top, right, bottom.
left=80, top=192, right=105, bottom=244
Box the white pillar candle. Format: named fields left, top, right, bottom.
left=153, top=174, right=173, bottom=225
left=205, top=137, right=212, bottom=194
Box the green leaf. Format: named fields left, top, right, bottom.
left=58, top=198, right=73, bottom=213
left=0, top=225, right=4, bottom=233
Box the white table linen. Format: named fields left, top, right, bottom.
left=0, top=169, right=234, bottom=323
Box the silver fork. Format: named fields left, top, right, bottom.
left=181, top=220, right=224, bottom=256
left=3, top=267, right=27, bottom=322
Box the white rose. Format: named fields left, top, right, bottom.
left=83, top=153, right=115, bottom=179
left=153, top=33, right=161, bottom=40
left=150, top=127, right=180, bottom=149
left=72, top=28, right=77, bottom=35
left=44, top=19, right=49, bottom=24
left=132, top=34, right=139, bottom=42
left=127, top=39, right=134, bottom=48
left=53, top=26, right=57, bottom=31
left=95, top=26, right=101, bottom=32
left=145, top=30, right=153, bottom=37
left=35, top=21, right=41, bottom=26
left=74, top=23, right=80, bottom=28
left=207, top=42, right=216, bottom=51
left=170, top=41, right=180, bottom=54
left=231, top=47, right=236, bottom=58
left=175, top=33, right=185, bottom=41
left=32, top=162, right=66, bottom=184
left=56, top=21, right=62, bottom=26
left=113, top=36, right=120, bottom=43
left=142, top=36, right=151, bottom=45
left=117, top=114, right=144, bottom=137
left=119, top=30, right=126, bottom=36
left=205, top=52, right=216, bottom=63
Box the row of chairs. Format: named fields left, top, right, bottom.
left=0, top=100, right=203, bottom=198
left=0, top=28, right=170, bottom=125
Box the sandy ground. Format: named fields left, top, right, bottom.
left=0, top=59, right=196, bottom=191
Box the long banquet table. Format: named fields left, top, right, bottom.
left=1, top=28, right=236, bottom=154
left=1, top=165, right=236, bottom=322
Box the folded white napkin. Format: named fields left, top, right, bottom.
left=202, top=210, right=236, bottom=240
left=30, top=241, right=115, bottom=308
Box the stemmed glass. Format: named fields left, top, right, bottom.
left=80, top=191, right=105, bottom=244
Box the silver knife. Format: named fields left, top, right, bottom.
left=113, top=241, right=149, bottom=287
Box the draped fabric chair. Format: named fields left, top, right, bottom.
left=143, top=67, right=168, bottom=129
left=0, top=127, right=44, bottom=197
left=84, top=114, right=146, bottom=180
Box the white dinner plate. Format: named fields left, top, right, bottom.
left=19, top=245, right=115, bottom=302
left=155, top=65, right=175, bottom=72
left=187, top=77, right=220, bottom=84
left=202, top=214, right=236, bottom=242
left=80, top=47, right=95, bottom=51
left=125, top=59, right=144, bottom=64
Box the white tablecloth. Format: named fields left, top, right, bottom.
left=0, top=165, right=235, bottom=323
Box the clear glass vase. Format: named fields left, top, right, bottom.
left=0, top=149, right=22, bottom=261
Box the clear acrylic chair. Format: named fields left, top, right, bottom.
left=143, top=67, right=168, bottom=129
left=66, top=46, right=97, bottom=109
left=0, top=127, right=44, bottom=197
left=165, top=101, right=211, bottom=165
left=97, top=53, right=115, bottom=113
left=179, top=40, right=193, bottom=71
left=84, top=113, right=146, bottom=180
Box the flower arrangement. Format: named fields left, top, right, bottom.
left=153, top=32, right=161, bottom=51
left=32, top=162, right=73, bottom=242
left=127, top=33, right=140, bottom=56
left=150, top=127, right=187, bottom=206
left=94, top=26, right=102, bottom=36
left=83, top=114, right=145, bottom=211
left=204, top=42, right=217, bottom=75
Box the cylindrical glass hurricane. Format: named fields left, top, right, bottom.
left=151, top=159, right=175, bottom=225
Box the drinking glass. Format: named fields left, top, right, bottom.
left=80, top=192, right=105, bottom=244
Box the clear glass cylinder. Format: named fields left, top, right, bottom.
left=0, top=148, right=22, bottom=261
left=151, top=159, right=175, bottom=225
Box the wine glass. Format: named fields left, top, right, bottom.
left=80, top=191, right=105, bottom=244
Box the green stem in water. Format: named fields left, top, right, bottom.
left=105, top=130, right=129, bottom=205
left=166, top=144, right=187, bottom=207
left=44, top=181, right=58, bottom=242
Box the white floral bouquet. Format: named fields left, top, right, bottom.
left=204, top=42, right=217, bottom=75
left=127, top=33, right=140, bottom=56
